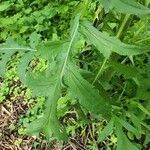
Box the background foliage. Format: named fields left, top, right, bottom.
left=0, top=0, right=150, bottom=149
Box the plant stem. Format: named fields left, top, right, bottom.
left=135, top=37, right=150, bottom=44
left=92, top=57, right=107, bottom=85
left=117, top=82, right=127, bottom=102
left=106, top=14, right=131, bottom=81
left=116, top=14, right=130, bottom=39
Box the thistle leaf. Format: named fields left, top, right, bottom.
left=0, top=39, right=35, bottom=77
left=65, top=65, right=112, bottom=117
left=99, top=0, right=150, bottom=15
left=80, top=21, right=150, bottom=57
left=17, top=52, right=34, bottom=83
left=26, top=79, right=68, bottom=140
left=25, top=14, right=81, bottom=140
left=111, top=0, right=150, bottom=15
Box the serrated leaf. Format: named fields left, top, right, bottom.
left=80, top=21, right=150, bottom=57
left=17, top=52, right=34, bottom=83
left=0, top=38, right=36, bottom=51
left=25, top=14, right=81, bottom=140
left=65, top=65, right=112, bottom=118
left=111, top=0, right=150, bottom=15
left=98, top=117, right=114, bottom=142
left=25, top=59, right=68, bottom=140
left=116, top=124, right=139, bottom=150
left=80, top=21, right=111, bottom=58
left=26, top=80, right=68, bottom=140
left=99, top=0, right=150, bottom=15
left=0, top=39, right=35, bottom=76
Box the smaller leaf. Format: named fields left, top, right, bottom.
left=0, top=38, right=36, bottom=51
left=115, top=116, right=138, bottom=135
left=116, top=124, right=139, bottom=150
left=98, top=117, right=114, bottom=142
left=26, top=117, right=45, bottom=135
left=129, top=113, right=141, bottom=132
left=133, top=102, right=150, bottom=116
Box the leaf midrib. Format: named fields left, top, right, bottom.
left=60, top=15, right=80, bottom=83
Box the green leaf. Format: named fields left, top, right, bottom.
left=116, top=124, right=139, bottom=150
left=136, top=78, right=150, bottom=100
left=36, top=40, right=69, bottom=60
left=111, top=62, right=140, bottom=78
left=129, top=113, right=141, bottom=132
left=80, top=21, right=150, bottom=57
left=26, top=72, right=54, bottom=97
left=99, top=0, right=112, bottom=11
left=131, top=102, right=150, bottom=116
left=17, top=52, right=34, bottom=83
left=25, top=14, right=81, bottom=140
left=138, top=103, right=150, bottom=116
left=29, top=32, right=41, bottom=49
left=65, top=65, right=112, bottom=118
left=25, top=59, right=68, bottom=140
left=98, top=117, right=114, bottom=142
left=80, top=21, right=111, bottom=58
left=99, top=0, right=150, bottom=15
left=26, top=80, right=68, bottom=140
left=0, top=38, right=36, bottom=52
left=115, top=116, right=138, bottom=135
left=0, top=39, right=35, bottom=76
left=111, top=0, right=150, bottom=15
left=0, top=1, right=11, bottom=12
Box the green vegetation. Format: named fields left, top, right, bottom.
left=0, top=0, right=150, bottom=149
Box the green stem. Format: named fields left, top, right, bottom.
left=92, top=58, right=107, bottom=85
left=116, top=14, right=130, bottom=39
left=107, top=14, right=131, bottom=81
left=135, top=37, right=150, bottom=44
left=117, top=82, right=127, bottom=102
